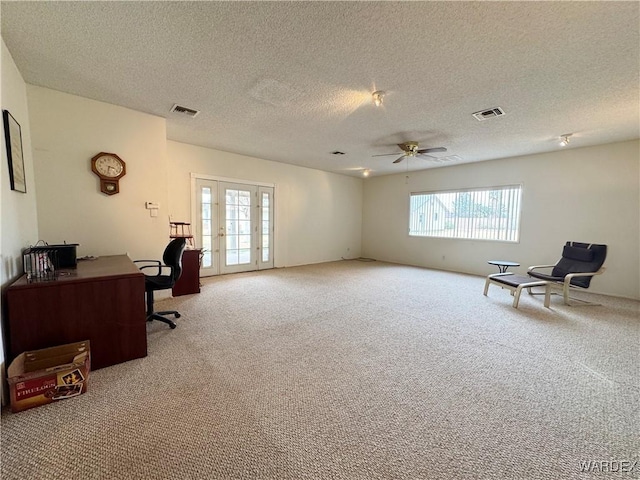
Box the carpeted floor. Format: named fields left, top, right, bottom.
left=1, top=260, right=639, bottom=479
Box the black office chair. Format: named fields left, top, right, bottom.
left=134, top=238, right=187, bottom=329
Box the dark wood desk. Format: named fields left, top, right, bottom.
left=5, top=255, right=147, bottom=370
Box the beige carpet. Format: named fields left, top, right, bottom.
left=2, top=261, right=639, bottom=479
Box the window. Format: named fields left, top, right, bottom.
left=409, top=185, right=522, bottom=242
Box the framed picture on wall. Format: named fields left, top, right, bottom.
left=3, top=109, right=26, bottom=193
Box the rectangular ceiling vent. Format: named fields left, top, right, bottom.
left=472, top=107, right=505, bottom=121
left=170, top=104, right=200, bottom=118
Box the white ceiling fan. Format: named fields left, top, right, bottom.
left=373, top=142, right=447, bottom=164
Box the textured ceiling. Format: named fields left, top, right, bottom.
left=1, top=1, right=638, bottom=177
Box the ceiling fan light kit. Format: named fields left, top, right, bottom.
left=559, top=134, right=572, bottom=147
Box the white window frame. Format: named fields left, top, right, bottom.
left=408, top=184, right=523, bottom=243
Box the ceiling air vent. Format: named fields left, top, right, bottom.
left=472, top=107, right=505, bottom=121
left=170, top=104, right=200, bottom=118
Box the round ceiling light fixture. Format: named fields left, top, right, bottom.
left=559, top=134, right=572, bottom=147
left=372, top=91, right=385, bottom=107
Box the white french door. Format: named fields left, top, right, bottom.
left=257, top=186, right=274, bottom=270
left=195, top=178, right=218, bottom=276
left=219, top=182, right=255, bottom=274
left=193, top=177, right=274, bottom=276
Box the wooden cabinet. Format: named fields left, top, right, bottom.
left=172, top=249, right=201, bottom=296
left=5, top=255, right=147, bottom=370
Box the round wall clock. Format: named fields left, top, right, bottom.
left=91, top=152, right=126, bottom=195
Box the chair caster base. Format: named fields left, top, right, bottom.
left=146, top=311, right=180, bottom=329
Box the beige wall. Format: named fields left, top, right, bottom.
left=22, top=87, right=363, bottom=269
left=1, top=40, right=40, bottom=403
left=167, top=141, right=363, bottom=267
left=362, top=140, right=640, bottom=299
left=1, top=42, right=39, bottom=280
left=26, top=86, right=169, bottom=261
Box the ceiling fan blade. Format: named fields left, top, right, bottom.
left=416, top=153, right=437, bottom=160
left=418, top=147, right=447, bottom=154
left=372, top=152, right=403, bottom=157
left=392, top=155, right=407, bottom=164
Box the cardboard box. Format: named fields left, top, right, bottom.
left=7, top=341, right=90, bottom=413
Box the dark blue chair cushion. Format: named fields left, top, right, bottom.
left=562, top=245, right=594, bottom=262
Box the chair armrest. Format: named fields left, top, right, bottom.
left=134, top=259, right=162, bottom=276
left=527, top=264, right=556, bottom=273
left=564, top=267, right=606, bottom=286
left=133, top=259, right=161, bottom=265
left=139, top=264, right=175, bottom=277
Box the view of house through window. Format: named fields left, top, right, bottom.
left=409, top=185, right=522, bottom=242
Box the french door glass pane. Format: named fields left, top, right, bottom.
left=202, top=251, right=212, bottom=268
left=238, top=220, right=250, bottom=234
left=261, top=192, right=270, bottom=263
left=239, top=249, right=251, bottom=263
left=225, top=188, right=252, bottom=266
left=202, top=219, right=211, bottom=236
left=239, top=234, right=251, bottom=248
left=201, top=186, right=213, bottom=268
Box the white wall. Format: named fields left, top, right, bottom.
left=1, top=39, right=40, bottom=403
left=26, top=86, right=169, bottom=261
left=167, top=141, right=363, bottom=267
left=25, top=88, right=362, bottom=269
left=362, top=140, right=640, bottom=300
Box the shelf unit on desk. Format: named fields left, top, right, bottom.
left=169, top=221, right=194, bottom=248
left=5, top=255, right=147, bottom=370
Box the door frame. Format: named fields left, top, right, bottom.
left=190, top=173, right=276, bottom=276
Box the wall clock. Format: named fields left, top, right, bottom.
left=91, top=152, right=126, bottom=195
